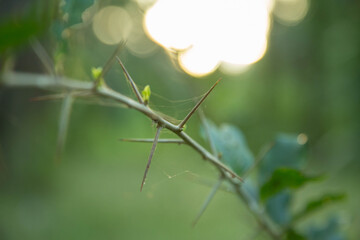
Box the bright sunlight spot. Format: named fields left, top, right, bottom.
left=143, top=0, right=309, bottom=77
left=179, top=46, right=220, bottom=77
left=144, top=0, right=271, bottom=77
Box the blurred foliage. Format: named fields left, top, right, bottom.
left=260, top=168, right=322, bottom=201
left=0, top=0, right=58, bottom=53
left=1, top=0, right=359, bottom=240
left=201, top=120, right=254, bottom=175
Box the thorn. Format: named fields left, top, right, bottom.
left=178, top=78, right=222, bottom=129
left=116, top=56, right=144, bottom=104
left=30, top=38, right=56, bottom=77
left=55, top=93, right=74, bottom=164
left=119, top=138, right=185, bottom=144
left=94, top=41, right=125, bottom=87
left=140, top=126, right=163, bottom=192
left=192, top=175, right=223, bottom=227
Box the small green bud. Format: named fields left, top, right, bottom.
left=91, top=67, right=103, bottom=80
left=142, top=85, right=151, bottom=105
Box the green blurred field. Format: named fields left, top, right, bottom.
left=1, top=0, right=360, bottom=239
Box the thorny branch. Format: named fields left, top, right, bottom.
left=1, top=68, right=280, bottom=240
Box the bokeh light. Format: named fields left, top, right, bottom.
left=92, top=6, right=132, bottom=45
left=144, top=0, right=271, bottom=77
left=273, top=0, right=309, bottom=25
left=143, top=0, right=309, bottom=77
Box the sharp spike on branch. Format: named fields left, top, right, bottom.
left=94, top=41, right=125, bottom=87
left=116, top=56, right=144, bottom=104
left=30, top=38, right=56, bottom=77
left=55, top=93, right=74, bottom=163
left=178, top=78, right=222, bottom=129
left=140, top=126, right=163, bottom=192
left=119, top=138, right=185, bottom=144
left=192, top=175, right=224, bottom=227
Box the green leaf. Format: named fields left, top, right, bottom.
left=286, top=228, right=307, bottom=240
left=260, top=168, right=322, bottom=201
left=91, top=67, right=103, bottom=80
left=259, top=134, right=307, bottom=185
left=293, top=193, right=346, bottom=222
left=0, top=0, right=57, bottom=53
left=265, top=192, right=292, bottom=226
left=306, top=217, right=345, bottom=240
left=142, top=85, right=151, bottom=105
left=201, top=120, right=254, bottom=175
left=258, top=134, right=308, bottom=226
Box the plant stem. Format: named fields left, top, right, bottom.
left=1, top=72, right=280, bottom=239
left=120, top=138, right=185, bottom=144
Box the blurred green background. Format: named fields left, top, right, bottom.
left=0, top=0, right=359, bottom=239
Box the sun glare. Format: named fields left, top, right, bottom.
left=90, top=1, right=310, bottom=77
left=144, top=0, right=271, bottom=76
left=143, top=0, right=308, bottom=77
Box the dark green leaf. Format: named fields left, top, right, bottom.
left=293, top=193, right=346, bottom=222
left=258, top=134, right=308, bottom=226
left=260, top=168, right=322, bottom=201
left=286, top=228, right=307, bottom=240
left=0, top=0, right=57, bottom=53
left=201, top=120, right=254, bottom=175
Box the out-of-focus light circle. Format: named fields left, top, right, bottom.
left=93, top=6, right=132, bottom=45
left=144, top=0, right=272, bottom=77
left=273, top=0, right=309, bottom=25
left=179, top=46, right=220, bottom=77
left=297, top=133, right=308, bottom=145
left=125, top=6, right=159, bottom=58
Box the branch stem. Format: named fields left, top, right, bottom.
left=2, top=72, right=279, bottom=239
left=120, top=138, right=185, bottom=144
